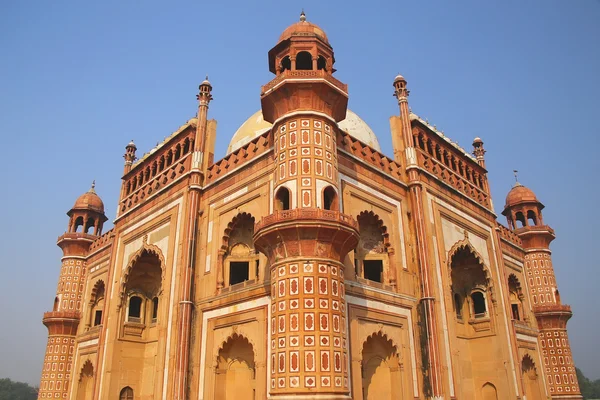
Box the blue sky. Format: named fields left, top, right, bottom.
left=0, top=0, right=598, bottom=385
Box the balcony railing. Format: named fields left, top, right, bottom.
left=261, top=69, right=348, bottom=95
left=254, top=208, right=358, bottom=233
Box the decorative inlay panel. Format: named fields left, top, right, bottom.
left=269, top=261, right=348, bottom=395
left=273, top=116, right=339, bottom=208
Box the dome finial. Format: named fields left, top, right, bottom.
left=513, top=169, right=521, bottom=187
left=300, top=9, right=306, bottom=22
left=90, top=180, right=96, bottom=193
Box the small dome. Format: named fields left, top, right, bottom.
left=394, top=74, right=405, bottom=83
left=72, top=183, right=105, bottom=214
left=505, top=183, right=538, bottom=207
left=200, top=75, right=211, bottom=87
left=279, top=13, right=329, bottom=44
left=227, top=109, right=381, bottom=154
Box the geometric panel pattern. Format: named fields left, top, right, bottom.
left=269, top=261, right=348, bottom=395
left=274, top=116, right=338, bottom=209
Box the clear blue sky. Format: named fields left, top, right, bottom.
left=1, top=0, right=598, bottom=386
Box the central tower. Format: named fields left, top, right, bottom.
left=254, top=12, right=359, bottom=398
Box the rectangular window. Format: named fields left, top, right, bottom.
left=230, top=261, right=250, bottom=285
left=511, top=304, right=520, bottom=321
left=94, top=310, right=102, bottom=326
left=363, top=260, right=383, bottom=283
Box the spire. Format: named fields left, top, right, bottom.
left=89, top=180, right=96, bottom=193
left=300, top=9, right=306, bottom=22
left=513, top=169, right=521, bottom=187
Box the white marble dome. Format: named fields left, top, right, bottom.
left=227, top=109, right=381, bottom=154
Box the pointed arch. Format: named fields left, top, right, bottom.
left=221, top=212, right=256, bottom=253
left=360, top=330, right=402, bottom=400
left=481, top=382, right=498, bottom=400
left=121, top=241, right=165, bottom=297
left=508, top=274, right=523, bottom=298
left=215, top=332, right=257, bottom=364
left=78, top=359, right=93, bottom=381
left=76, top=360, right=94, bottom=400
left=522, top=354, right=543, bottom=400
left=360, top=330, right=399, bottom=358
left=214, top=331, right=257, bottom=399
left=89, top=280, right=105, bottom=305
left=447, top=237, right=494, bottom=299
left=357, top=211, right=391, bottom=252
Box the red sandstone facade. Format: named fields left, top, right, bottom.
left=38, top=13, right=581, bottom=400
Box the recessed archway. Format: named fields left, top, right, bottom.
left=215, top=334, right=256, bottom=400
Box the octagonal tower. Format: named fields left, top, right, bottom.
left=253, top=12, right=359, bottom=398
left=38, top=183, right=107, bottom=399
left=503, top=182, right=582, bottom=399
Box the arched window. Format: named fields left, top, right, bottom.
left=152, top=297, right=159, bottom=323
left=281, top=56, right=291, bottom=72
left=84, top=218, right=95, bottom=235
left=119, top=386, right=134, bottom=400
left=450, top=244, right=491, bottom=324
left=53, top=297, right=59, bottom=311
left=471, top=291, right=487, bottom=317
left=317, top=55, right=327, bottom=71
left=275, top=187, right=290, bottom=211
left=515, top=212, right=526, bottom=228
left=123, top=249, right=163, bottom=327
left=296, top=51, right=312, bottom=70
left=223, top=213, right=258, bottom=288
left=508, top=274, right=523, bottom=321
left=322, top=186, right=338, bottom=210
left=355, top=211, right=390, bottom=285
left=74, top=216, right=84, bottom=233
left=91, top=280, right=105, bottom=327
left=527, top=210, right=538, bottom=227
left=128, top=296, right=143, bottom=322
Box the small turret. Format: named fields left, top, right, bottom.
left=472, top=137, right=486, bottom=168
left=123, top=140, right=137, bottom=175
left=67, top=181, right=108, bottom=236
left=502, top=175, right=544, bottom=231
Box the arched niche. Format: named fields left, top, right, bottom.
left=76, top=360, right=94, bottom=400
left=522, top=354, right=543, bottom=400
left=448, top=239, right=494, bottom=321
left=221, top=213, right=258, bottom=287
left=355, top=211, right=391, bottom=284
left=215, top=333, right=256, bottom=400
left=361, top=331, right=403, bottom=399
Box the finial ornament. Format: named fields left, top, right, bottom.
left=300, top=10, right=306, bottom=22
left=90, top=180, right=96, bottom=193
left=513, top=169, right=522, bottom=186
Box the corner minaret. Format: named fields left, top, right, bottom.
left=254, top=12, right=358, bottom=398
left=38, top=183, right=107, bottom=400
left=503, top=182, right=582, bottom=400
